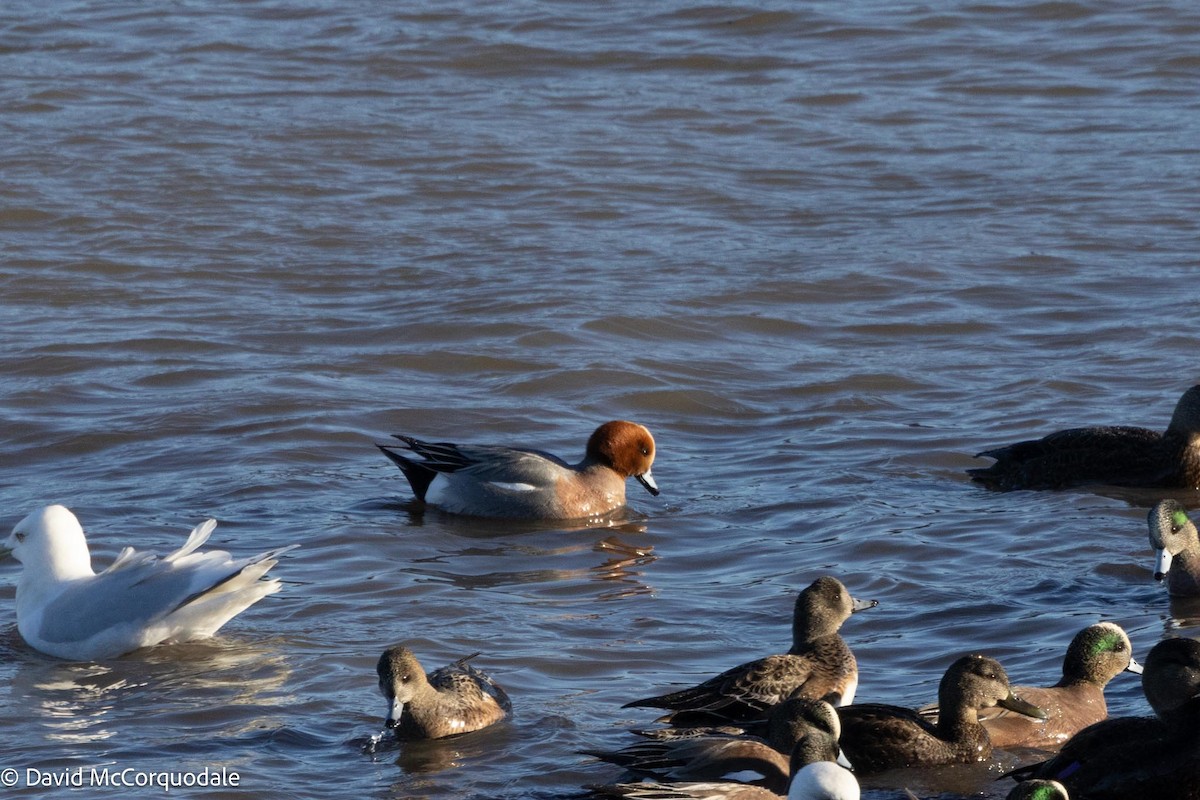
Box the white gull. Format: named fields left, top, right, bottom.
left=1, top=505, right=296, bottom=660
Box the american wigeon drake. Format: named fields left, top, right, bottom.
left=623, top=577, right=877, bottom=725
left=1149, top=499, right=1200, bottom=596
left=968, top=385, right=1200, bottom=491
left=586, top=699, right=839, bottom=793
left=1006, top=780, right=1069, bottom=800
left=838, top=654, right=1046, bottom=773
left=1010, top=637, right=1200, bottom=798
left=377, top=420, right=659, bottom=519
left=0, top=505, right=296, bottom=660
left=376, top=645, right=511, bottom=739
left=920, top=623, right=1142, bottom=750
left=586, top=720, right=859, bottom=800
left=585, top=766, right=858, bottom=800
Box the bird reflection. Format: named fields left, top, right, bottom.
left=403, top=531, right=656, bottom=599
left=591, top=536, right=658, bottom=600
left=1164, top=595, right=1200, bottom=635
left=9, top=638, right=292, bottom=745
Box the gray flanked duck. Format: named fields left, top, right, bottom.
left=920, top=623, right=1142, bottom=750
left=1010, top=636, right=1200, bottom=799
left=968, top=385, right=1200, bottom=491
left=837, top=654, right=1046, bottom=773
left=1149, top=499, right=1200, bottom=596
left=376, top=645, right=511, bottom=739
left=623, top=577, right=877, bottom=726
left=376, top=420, right=658, bottom=519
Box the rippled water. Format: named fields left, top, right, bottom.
left=2, top=2, right=1199, bottom=798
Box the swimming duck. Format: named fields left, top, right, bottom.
left=1006, top=780, right=1069, bottom=800
left=1010, top=636, right=1200, bottom=799
left=838, top=654, right=1045, bottom=773
left=0, top=505, right=296, bottom=660
left=968, top=385, right=1200, bottom=491
left=919, top=623, right=1142, bottom=750
left=377, top=420, right=658, bottom=519
left=376, top=645, right=511, bottom=739
left=586, top=698, right=839, bottom=793
left=623, top=577, right=877, bottom=725
left=1149, top=499, right=1200, bottom=596
left=586, top=720, right=859, bottom=800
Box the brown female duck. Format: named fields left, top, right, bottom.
left=623, top=577, right=877, bottom=726
left=376, top=645, right=511, bottom=739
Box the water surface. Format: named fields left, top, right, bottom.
left=2, top=2, right=1199, bottom=798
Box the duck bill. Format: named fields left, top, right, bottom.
left=1126, top=657, right=1145, bottom=675
left=384, top=699, right=405, bottom=729
left=0, top=545, right=10, bottom=560
left=998, top=692, right=1047, bottom=720
left=1154, top=548, right=1173, bottom=582
left=636, top=470, right=660, bottom=497
left=851, top=596, right=879, bottom=613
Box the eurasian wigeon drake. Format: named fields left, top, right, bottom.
left=837, top=654, right=1045, bottom=773
left=376, top=645, right=511, bottom=739
left=1149, top=499, right=1200, bottom=596
left=586, top=712, right=859, bottom=799
left=0, top=505, right=296, bottom=660
left=968, top=385, right=1200, bottom=491
left=376, top=420, right=659, bottom=519
left=1010, top=637, right=1200, bottom=798
left=919, top=623, right=1142, bottom=750
left=623, top=577, right=877, bottom=726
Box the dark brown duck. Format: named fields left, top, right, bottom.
left=968, top=385, right=1200, bottom=491
left=838, top=654, right=1045, bottom=773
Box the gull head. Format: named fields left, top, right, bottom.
left=3, top=505, right=95, bottom=580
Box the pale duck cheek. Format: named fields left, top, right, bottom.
left=1155, top=548, right=1174, bottom=577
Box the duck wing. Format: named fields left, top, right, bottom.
left=624, top=655, right=815, bottom=724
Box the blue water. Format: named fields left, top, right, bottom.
left=1, top=2, right=1198, bottom=798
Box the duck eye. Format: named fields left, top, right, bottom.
left=15, top=532, right=25, bottom=543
